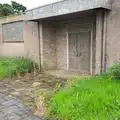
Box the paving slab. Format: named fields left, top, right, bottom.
left=0, top=93, right=41, bottom=120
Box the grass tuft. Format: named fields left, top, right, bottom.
left=0, top=57, right=36, bottom=78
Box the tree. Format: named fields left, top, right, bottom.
left=0, top=3, right=14, bottom=17
left=0, top=1, right=27, bottom=17
left=11, top=1, right=26, bottom=13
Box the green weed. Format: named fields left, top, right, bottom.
left=0, top=57, right=36, bottom=78
left=47, top=75, right=120, bottom=120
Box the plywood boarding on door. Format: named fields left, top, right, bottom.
left=69, top=33, right=77, bottom=71
left=77, top=32, right=90, bottom=73
left=68, top=24, right=92, bottom=74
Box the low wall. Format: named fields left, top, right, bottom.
left=2, top=43, right=24, bottom=57
left=0, top=14, right=25, bottom=24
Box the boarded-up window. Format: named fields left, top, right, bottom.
left=3, top=21, right=24, bottom=42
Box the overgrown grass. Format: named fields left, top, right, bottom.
left=0, top=57, right=35, bottom=78
left=46, top=64, right=120, bottom=120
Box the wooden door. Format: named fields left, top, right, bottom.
left=69, top=31, right=91, bottom=73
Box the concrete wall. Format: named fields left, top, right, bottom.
left=41, top=11, right=96, bottom=73
left=3, top=22, right=24, bottom=42
left=55, top=17, right=96, bottom=72
left=0, top=21, right=25, bottom=57
left=42, top=21, right=57, bottom=70
left=56, top=22, right=68, bottom=70
left=24, top=21, right=40, bottom=65
left=2, top=43, right=24, bottom=57
left=106, top=0, right=120, bottom=68
left=0, top=15, right=26, bottom=57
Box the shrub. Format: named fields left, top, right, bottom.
left=103, top=63, right=120, bottom=79
left=47, top=76, right=120, bottom=120
left=0, top=57, right=36, bottom=78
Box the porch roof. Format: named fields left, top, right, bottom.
left=26, top=0, right=112, bottom=20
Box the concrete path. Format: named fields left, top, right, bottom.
left=0, top=93, right=41, bottom=120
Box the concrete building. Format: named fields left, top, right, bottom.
left=0, top=0, right=120, bottom=75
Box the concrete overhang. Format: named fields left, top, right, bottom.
left=26, top=0, right=112, bottom=20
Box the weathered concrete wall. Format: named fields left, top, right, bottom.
left=0, top=14, right=25, bottom=24
left=0, top=21, right=25, bottom=57
left=56, top=18, right=96, bottom=72
left=106, top=0, right=120, bottom=68
left=0, top=15, right=25, bottom=57
left=24, top=21, right=40, bottom=65
left=40, top=15, right=96, bottom=71
left=2, top=43, right=24, bottom=57
left=26, top=0, right=111, bottom=20
left=56, top=22, right=67, bottom=70
left=3, top=22, right=24, bottom=42
left=42, top=21, right=57, bottom=70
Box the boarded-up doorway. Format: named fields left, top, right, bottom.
left=69, top=31, right=91, bottom=73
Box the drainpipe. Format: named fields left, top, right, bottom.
left=37, top=21, right=42, bottom=72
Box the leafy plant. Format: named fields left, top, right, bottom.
left=105, top=63, right=120, bottom=79
left=0, top=57, right=36, bottom=78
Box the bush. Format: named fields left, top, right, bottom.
left=47, top=76, right=120, bottom=120
left=103, top=63, right=120, bottom=79
left=0, top=57, right=36, bottom=78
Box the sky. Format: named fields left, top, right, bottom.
left=0, top=0, right=62, bottom=10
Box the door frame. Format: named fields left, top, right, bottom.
left=67, top=28, right=93, bottom=75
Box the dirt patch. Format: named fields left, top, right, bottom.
left=0, top=73, right=66, bottom=115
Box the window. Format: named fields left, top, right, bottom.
left=3, top=21, right=24, bottom=42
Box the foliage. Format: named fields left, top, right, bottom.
left=0, top=57, right=35, bottom=78
left=0, top=3, right=14, bottom=17
left=11, top=1, right=26, bottom=13
left=104, top=63, right=120, bottom=79
left=0, top=1, right=26, bottom=17
left=47, top=66, right=120, bottom=120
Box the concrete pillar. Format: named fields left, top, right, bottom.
left=0, top=25, right=3, bottom=56
left=39, top=21, right=44, bottom=71
left=102, top=12, right=108, bottom=72
left=95, top=10, right=104, bottom=74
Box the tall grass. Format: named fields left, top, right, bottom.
left=47, top=64, right=120, bottom=120
left=0, top=57, right=35, bottom=78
